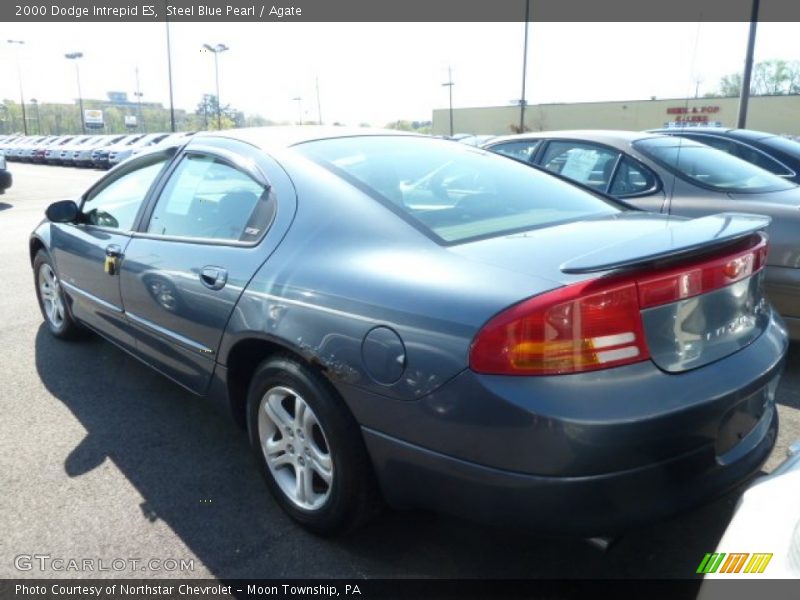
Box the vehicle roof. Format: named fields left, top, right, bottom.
left=486, top=129, right=660, bottom=147
left=199, top=126, right=416, bottom=151
left=647, top=127, right=781, bottom=141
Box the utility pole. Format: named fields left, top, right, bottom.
left=442, top=66, right=454, bottom=136
left=737, top=0, right=760, bottom=128
left=166, top=21, right=176, bottom=132
left=520, top=0, right=530, bottom=133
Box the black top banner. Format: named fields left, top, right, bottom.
left=4, top=0, right=800, bottom=23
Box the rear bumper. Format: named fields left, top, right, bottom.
left=357, top=311, right=787, bottom=535
left=364, top=409, right=777, bottom=535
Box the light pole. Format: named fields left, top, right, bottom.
left=64, top=52, right=86, bottom=134
left=442, top=66, right=455, bottom=136
left=519, top=0, right=531, bottom=133
left=292, top=96, right=303, bottom=125
left=7, top=40, right=28, bottom=135
left=202, top=43, right=229, bottom=129
left=30, top=98, right=41, bottom=134
left=134, top=66, right=145, bottom=132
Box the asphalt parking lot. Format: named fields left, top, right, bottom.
left=1, top=162, right=799, bottom=580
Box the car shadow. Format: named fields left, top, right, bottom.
left=34, top=324, right=741, bottom=580
left=0, top=202, right=11, bottom=211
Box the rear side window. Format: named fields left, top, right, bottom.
left=609, top=156, right=659, bottom=197
left=489, top=140, right=540, bottom=163
left=539, top=141, right=621, bottom=192
left=297, top=136, right=620, bottom=243
left=147, top=154, right=274, bottom=242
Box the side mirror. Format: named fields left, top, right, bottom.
left=45, top=200, right=80, bottom=223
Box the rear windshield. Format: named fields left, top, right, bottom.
left=297, top=136, right=620, bottom=243
left=760, top=135, right=800, bottom=159
left=634, top=137, right=795, bottom=193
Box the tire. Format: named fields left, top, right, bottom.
left=33, top=249, right=86, bottom=340
left=246, top=354, right=381, bottom=535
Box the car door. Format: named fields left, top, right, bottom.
left=118, top=138, right=296, bottom=394
left=50, top=153, right=172, bottom=352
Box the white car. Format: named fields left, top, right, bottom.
left=698, top=441, right=800, bottom=585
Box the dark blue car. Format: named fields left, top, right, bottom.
left=30, top=128, right=788, bottom=535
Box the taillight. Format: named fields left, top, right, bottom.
left=470, top=234, right=768, bottom=376
left=470, top=277, right=650, bottom=376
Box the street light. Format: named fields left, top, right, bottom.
left=292, top=96, right=303, bottom=125
left=30, top=98, right=41, bottom=134
left=202, top=43, right=229, bottom=129
left=64, top=52, right=86, bottom=134
left=441, top=66, right=454, bottom=136
left=7, top=40, right=28, bottom=135
left=134, top=66, right=145, bottom=132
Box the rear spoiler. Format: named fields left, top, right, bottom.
left=560, top=213, right=771, bottom=274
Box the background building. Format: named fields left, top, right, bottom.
left=432, top=94, right=800, bottom=137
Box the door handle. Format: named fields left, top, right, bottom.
left=104, top=244, right=122, bottom=276
left=200, top=266, right=228, bottom=290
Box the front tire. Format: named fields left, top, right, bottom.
left=246, top=355, right=381, bottom=535
left=33, top=249, right=85, bottom=340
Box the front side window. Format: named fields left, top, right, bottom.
left=82, top=159, right=167, bottom=230
left=539, top=141, right=621, bottom=192
left=297, top=136, right=620, bottom=243
left=634, top=137, right=796, bottom=193
left=147, top=154, right=273, bottom=242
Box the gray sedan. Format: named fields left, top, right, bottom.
left=31, top=128, right=787, bottom=536
left=484, top=131, right=800, bottom=339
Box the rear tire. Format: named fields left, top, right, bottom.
left=33, top=249, right=86, bottom=340
left=246, top=354, right=381, bottom=535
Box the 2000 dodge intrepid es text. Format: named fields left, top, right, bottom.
left=30, top=128, right=788, bottom=535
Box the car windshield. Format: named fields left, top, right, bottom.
left=634, top=137, right=796, bottom=193
left=297, top=136, right=620, bottom=243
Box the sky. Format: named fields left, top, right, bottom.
left=1, top=21, right=799, bottom=127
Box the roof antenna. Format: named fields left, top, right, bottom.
left=666, top=20, right=704, bottom=221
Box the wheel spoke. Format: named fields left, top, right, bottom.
left=295, top=464, right=314, bottom=504
left=308, top=443, right=332, bottom=478
left=267, top=452, right=293, bottom=469
left=294, top=397, right=307, bottom=430
left=264, top=393, right=294, bottom=431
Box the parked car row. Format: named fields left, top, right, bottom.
left=0, top=132, right=194, bottom=170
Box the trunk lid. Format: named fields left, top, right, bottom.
left=457, top=212, right=773, bottom=373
